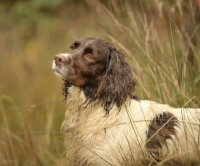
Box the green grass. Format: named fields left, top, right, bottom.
left=0, top=0, right=200, bottom=165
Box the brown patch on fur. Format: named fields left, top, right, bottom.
left=145, top=112, right=179, bottom=159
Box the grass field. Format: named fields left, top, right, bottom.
left=0, top=0, right=200, bottom=165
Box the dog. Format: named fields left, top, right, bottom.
left=52, top=37, right=200, bottom=165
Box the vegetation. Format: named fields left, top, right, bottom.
left=0, top=0, right=199, bottom=165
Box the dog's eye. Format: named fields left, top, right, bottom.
left=84, top=48, right=94, bottom=61
left=85, top=54, right=95, bottom=61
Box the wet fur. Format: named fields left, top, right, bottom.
left=53, top=37, right=200, bottom=165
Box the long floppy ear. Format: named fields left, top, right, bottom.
left=95, top=46, right=135, bottom=114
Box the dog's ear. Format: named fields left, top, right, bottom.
left=95, top=46, right=135, bottom=114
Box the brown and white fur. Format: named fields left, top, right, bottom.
left=52, top=37, right=200, bottom=165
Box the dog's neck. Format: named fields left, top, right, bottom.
left=67, top=85, right=86, bottom=105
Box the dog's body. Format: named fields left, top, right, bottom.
left=52, top=37, right=200, bottom=165
left=63, top=86, right=200, bottom=165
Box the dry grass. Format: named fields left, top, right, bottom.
left=0, top=0, right=200, bottom=165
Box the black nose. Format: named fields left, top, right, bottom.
left=54, top=54, right=71, bottom=65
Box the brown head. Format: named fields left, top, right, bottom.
left=52, top=37, right=135, bottom=114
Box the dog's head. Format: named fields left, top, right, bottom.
left=52, top=37, right=135, bottom=113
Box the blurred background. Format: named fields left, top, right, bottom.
left=0, top=0, right=200, bottom=165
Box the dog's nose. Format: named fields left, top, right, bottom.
left=54, top=54, right=71, bottom=65
left=54, top=54, right=64, bottom=64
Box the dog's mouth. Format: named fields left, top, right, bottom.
left=53, top=68, right=63, bottom=78
left=54, top=68, right=62, bottom=75
left=52, top=61, right=85, bottom=87
left=52, top=61, right=65, bottom=78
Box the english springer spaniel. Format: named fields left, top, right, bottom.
left=52, top=37, right=200, bottom=165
